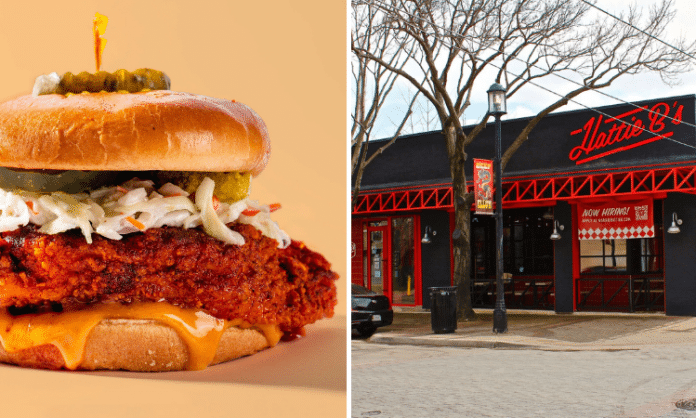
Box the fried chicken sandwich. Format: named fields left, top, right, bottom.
left=0, top=69, right=338, bottom=371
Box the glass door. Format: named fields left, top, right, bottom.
left=391, top=217, right=415, bottom=305
left=367, top=225, right=389, bottom=296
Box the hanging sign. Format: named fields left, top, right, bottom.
left=474, top=159, right=494, bottom=215
left=577, top=198, right=654, bottom=240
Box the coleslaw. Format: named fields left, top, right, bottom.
left=0, top=177, right=290, bottom=248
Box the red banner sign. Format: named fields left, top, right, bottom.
left=578, top=198, right=654, bottom=240
left=474, top=159, right=493, bottom=215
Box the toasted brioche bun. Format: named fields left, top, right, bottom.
left=0, top=319, right=270, bottom=371
left=0, top=91, right=270, bottom=176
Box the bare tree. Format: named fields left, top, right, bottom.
left=351, top=2, right=423, bottom=209
left=352, top=0, right=695, bottom=320
left=402, top=88, right=440, bottom=134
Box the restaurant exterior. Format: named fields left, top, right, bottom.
left=351, top=94, right=696, bottom=315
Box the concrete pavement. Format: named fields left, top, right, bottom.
left=352, top=339, right=696, bottom=418
left=354, top=308, right=696, bottom=417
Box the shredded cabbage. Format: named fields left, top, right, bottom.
left=0, top=177, right=290, bottom=248
left=0, top=190, right=30, bottom=232
left=195, top=177, right=245, bottom=246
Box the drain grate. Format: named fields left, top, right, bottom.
left=675, top=399, right=696, bottom=410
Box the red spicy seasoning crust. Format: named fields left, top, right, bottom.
left=0, top=223, right=338, bottom=336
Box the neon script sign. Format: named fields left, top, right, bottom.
left=568, top=101, right=684, bottom=165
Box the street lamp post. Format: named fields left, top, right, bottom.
left=487, top=82, right=508, bottom=333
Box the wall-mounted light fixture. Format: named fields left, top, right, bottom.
left=542, top=208, right=554, bottom=220
left=550, top=220, right=564, bottom=240
left=668, top=212, right=683, bottom=234
left=422, top=226, right=436, bottom=244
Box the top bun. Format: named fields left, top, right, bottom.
left=0, top=90, right=270, bottom=176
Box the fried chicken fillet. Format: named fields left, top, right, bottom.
left=0, top=223, right=337, bottom=338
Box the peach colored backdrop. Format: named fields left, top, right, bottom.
left=0, top=1, right=347, bottom=416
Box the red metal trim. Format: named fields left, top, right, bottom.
left=353, top=185, right=454, bottom=214
left=415, top=215, right=423, bottom=306
left=353, top=166, right=696, bottom=215
left=449, top=211, right=455, bottom=287
left=350, top=219, right=365, bottom=287
left=571, top=203, right=580, bottom=312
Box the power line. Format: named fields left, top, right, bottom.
left=582, top=0, right=696, bottom=62
left=487, top=60, right=696, bottom=151
left=355, top=0, right=696, bottom=150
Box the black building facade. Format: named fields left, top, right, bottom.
left=352, top=94, right=696, bottom=315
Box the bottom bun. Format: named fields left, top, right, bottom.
left=0, top=319, right=271, bottom=371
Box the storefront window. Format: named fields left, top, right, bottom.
left=580, top=199, right=663, bottom=275
left=471, top=208, right=555, bottom=280
left=503, top=209, right=554, bottom=275
left=580, top=238, right=662, bottom=275
left=362, top=227, right=368, bottom=288
left=472, top=220, right=489, bottom=281
left=580, top=240, right=627, bottom=274
left=369, top=230, right=385, bottom=294
left=640, top=238, right=662, bottom=272
left=391, top=217, right=415, bottom=305
left=358, top=216, right=420, bottom=304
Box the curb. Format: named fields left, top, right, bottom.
left=369, top=334, right=535, bottom=349
left=368, top=333, right=640, bottom=352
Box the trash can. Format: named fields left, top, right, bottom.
left=429, top=286, right=457, bottom=334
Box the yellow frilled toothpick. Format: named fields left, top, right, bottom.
left=93, top=12, right=108, bottom=72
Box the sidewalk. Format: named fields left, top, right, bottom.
left=365, top=308, right=696, bottom=351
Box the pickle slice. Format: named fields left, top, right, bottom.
left=156, top=172, right=252, bottom=202
left=35, top=68, right=171, bottom=96
left=0, top=169, right=155, bottom=193
left=0, top=169, right=251, bottom=202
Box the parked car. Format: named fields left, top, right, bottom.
left=351, top=284, right=393, bottom=337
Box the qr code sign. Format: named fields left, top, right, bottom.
left=635, top=205, right=649, bottom=221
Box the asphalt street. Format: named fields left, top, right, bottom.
left=352, top=340, right=696, bottom=418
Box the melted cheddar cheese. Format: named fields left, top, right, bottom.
left=0, top=302, right=282, bottom=371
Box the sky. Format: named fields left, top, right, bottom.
left=502, top=0, right=696, bottom=119
left=363, top=0, right=696, bottom=139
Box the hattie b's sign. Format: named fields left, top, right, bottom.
left=568, top=100, right=684, bottom=166
left=577, top=198, right=654, bottom=240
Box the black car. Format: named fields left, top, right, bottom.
left=351, top=284, right=393, bottom=337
